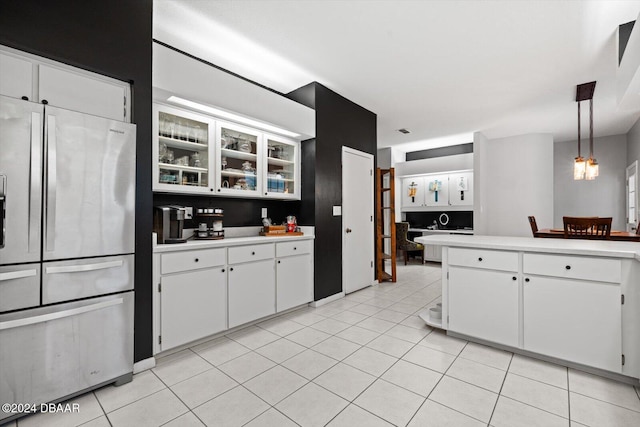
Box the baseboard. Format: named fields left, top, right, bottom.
left=133, top=357, right=156, bottom=374
left=310, top=291, right=345, bottom=307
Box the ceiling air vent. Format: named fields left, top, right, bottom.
left=398, top=128, right=410, bottom=134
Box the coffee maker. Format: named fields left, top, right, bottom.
left=154, top=205, right=187, bottom=244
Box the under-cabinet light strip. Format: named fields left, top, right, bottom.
left=167, top=96, right=301, bottom=138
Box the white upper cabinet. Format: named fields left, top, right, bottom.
left=0, top=52, right=32, bottom=100
left=401, top=177, right=426, bottom=208
left=153, top=104, right=214, bottom=193
left=215, top=121, right=263, bottom=197
left=153, top=102, right=302, bottom=200
left=401, top=170, right=473, bottom=210
left=38, top=65, right=127, bottom=121
left=0, top=46, right=130, bottom=122
left=424, top=174, right=449, bottom=207
left=448, top=171, right=473, bottom=206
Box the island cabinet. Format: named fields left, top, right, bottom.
left=417, top=234, right=640, bottom=380
left=153, top=236, right=314, bottom=354
left=448, top=248, right=519, bottom=347
left=522, top=253, right=622, bottom=373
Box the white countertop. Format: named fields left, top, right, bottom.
left=154, top=233, right=314, bottom=253
left=415, top=234, right=640, bottom=260
left=409, top=228, right=474, bottom=234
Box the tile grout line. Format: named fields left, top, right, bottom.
left=486, top=350, right=513, bottom=426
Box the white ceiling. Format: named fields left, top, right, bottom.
left=154, top=0, right=640, bottom=151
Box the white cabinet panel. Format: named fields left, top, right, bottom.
left=277, top=255, right=313, bottom=312
left=228, top=243, right=275, bottom=264
left=449, top=247, right=518, bottom=272
left=449, top=172, right=473, bottom=206
left=0, top=52, right=32, bottom=100
left=401, top=177, right=426, bottom=208
left=39, top=65, right=127, bottom=121
left=449, top=267, right=519, bottom=347
left=161, top=248, right=225, bottom=274
left=425, top=174, right=449, bottom=207
left=160, top=268, right=227, bottom=351
left=523, top=253, right=621, bottom=284
left=228, top=259, right=276, bottom=328
left=523, top=276, right=621, bottom=373
left=425, top=244, right=442, bottom=262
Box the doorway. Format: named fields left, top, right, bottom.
left=626, top=161, right=638, bottom=232
left=342, top=146, right=374, bottom=294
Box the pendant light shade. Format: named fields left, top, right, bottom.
left=574, top=82, right=597, bottom=181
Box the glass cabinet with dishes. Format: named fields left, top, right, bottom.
left=264, top=135, right=299, bottom=199
left=215, top=122, right=263, bottom=197
left=153, top=104, right=213, bottom=193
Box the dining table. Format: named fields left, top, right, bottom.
left=535, top=228, right=640, bottom=241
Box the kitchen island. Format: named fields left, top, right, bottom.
left=415, top=234, right=640, bottom=384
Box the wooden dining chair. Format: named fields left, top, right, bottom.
left=527, top=216, right=538, bottom=236
left=563, top=216, right=612, bottom=239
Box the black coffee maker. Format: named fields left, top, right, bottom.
left=154, top=205, right=187, bottom=244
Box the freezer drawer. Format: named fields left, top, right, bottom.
left=0, top=264, right=40, bottom=312
left=43, top=254, right=134, bottom=304
left=0, top=292, right=133, bottom=424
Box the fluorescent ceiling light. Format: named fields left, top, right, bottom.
left=167, top=96, right=301, bottom=138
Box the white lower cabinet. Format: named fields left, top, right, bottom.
left=523, top=275, right=622, bottom=372
left=425, top=244, right=442, bottom=262
left=277, top=254, right=313, bottom=311
left=448, top=266, right=519, bottom=347
left=160, top=267, right=227, bottom=351
left=228, top=259, right=276, bottom=328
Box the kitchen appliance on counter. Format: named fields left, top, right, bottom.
left=0, top=95, right=136, bottom=424
left=193, top=208, right=224, bottom=240
left=154, top=206, right=188, bottom=244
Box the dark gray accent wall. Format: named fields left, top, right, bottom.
left=288, top=83, right=377, bottom=301
left=0, top=0, right=154, bottom=362
left=406, top=143, right=473, bottom=161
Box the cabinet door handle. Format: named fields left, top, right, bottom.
left=230, top=267, right=234, bottom=272
left=277, top=260, right=281, bottom=264
left=194, top=258, right=199, bottom=262
left=512, top=276, right=517, bottom=281
left=293, top=247, right=297, bottom=250
left=525, top=278, right=530, bottom=282
left=478, top=257, right=483, bottom=262
left=565, top=265, right=571, bottom=270
left=251, top=251, right=255, bottom=255
left=221, top=268, right=225, bottom=272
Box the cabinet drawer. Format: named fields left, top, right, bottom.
left=161, top=248, right=226, bottom=274
left=276, top=240, right=312, bottom=257
left=228, top=243, right=275, bottom=265
left=448, top=247, right=518, bottom=272
left=523, top=253, right=621, bottom=284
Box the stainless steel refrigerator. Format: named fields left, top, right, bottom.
left=0, top=95, right=136, bottom=424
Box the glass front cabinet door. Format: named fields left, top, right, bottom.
left=153, top=104, right=214, bottom=193
left=215, top=121, right=263, bottom=197
left=264, top=134, right=299, bottom=199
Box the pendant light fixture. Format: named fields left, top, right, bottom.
left=574, top=81, right=597, bottom=181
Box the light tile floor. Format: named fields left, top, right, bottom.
left=10, top=264, right=640, bottom=427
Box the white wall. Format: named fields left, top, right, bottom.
left=627, top=116, right=640, bottom=167
left=474, top=133, right=554, bottom=237
left=554, top=134, right=627, bottom=230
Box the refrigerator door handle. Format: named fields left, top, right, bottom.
left=0, top=269, right=37, bottom=282
left=29, top=112, right=42, bottom=253
left=0, top=174, right=5, bottom=248
left=45, top=115, right=57, bottom=252
left=0, top=297, right=123, bottom=331
left=46, top=260, right=123, bottom=274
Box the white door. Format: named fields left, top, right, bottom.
left=0, top=52, right=33, bottom=100
left=276, top=254, right=313, bottom=311
left=626, top=161, right=638, bottom=232
left=342, top=147, right=374, bottom=294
